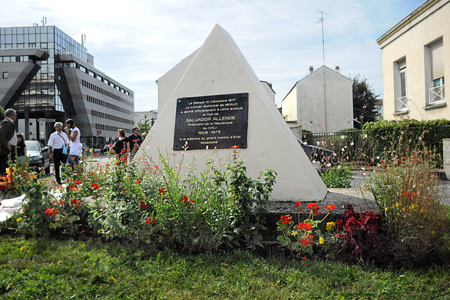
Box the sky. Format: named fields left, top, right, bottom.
left=2, top=0, right=425, bottom=111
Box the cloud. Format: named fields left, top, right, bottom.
left=1, top=0, right=425, bottom=110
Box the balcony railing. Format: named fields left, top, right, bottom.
left=429, top=85, right=445, bottom=105
left=396, top=95, right=408, bottom=112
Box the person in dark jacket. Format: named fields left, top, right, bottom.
left=0, top=109, right=17, bottom=175
left=16, top=133, right=27, bottom=165
left=127, top=126, right=142, bottom=159
left=113, top=129, right=128, bottom=162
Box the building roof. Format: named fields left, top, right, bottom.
left=281, top=65, right=352, bottom=102
left=377, top=0, right=448, bottom=46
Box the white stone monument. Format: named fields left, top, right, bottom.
left=136, top=24, right=328, bottom=202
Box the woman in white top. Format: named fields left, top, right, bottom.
left=65, top=119, right=82, bottom=169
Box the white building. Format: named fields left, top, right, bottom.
left=134, top=110, right=158, bottom=126
left=281, top=65, right=353, bottom=136
left=377, top=0, right=450, bottom=120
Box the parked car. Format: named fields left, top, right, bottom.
left=101, top=144, right=115, bottom=154
left=296, top=138, right=336, bottom=165
left=25, top=140, right=51, bottom=174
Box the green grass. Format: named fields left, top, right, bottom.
left=1, top=236, right=450, bottom=299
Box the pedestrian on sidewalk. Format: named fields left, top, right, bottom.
left=65, top=119, right=82, bottom=171
left=112, top=129, right=128, bottom=162
left=48, top=122, right=70, bottom=184
left=127, top=126, right=142, bottom=160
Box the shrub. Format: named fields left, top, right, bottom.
left=369, top=146, right=450, bottom=266
left=3, top=149, right=277, bottom=253
left=335, top=205, right=386, bottom=263
left=363, top=119, right=450, bottom=168
left=320, top=165, right=352, bottom=188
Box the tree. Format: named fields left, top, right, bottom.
left=352, top=75, right=380, bottom=129
left=138, top=115, right=151, bottom=135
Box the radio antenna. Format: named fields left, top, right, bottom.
left=316, top=10, right=328, bottom=66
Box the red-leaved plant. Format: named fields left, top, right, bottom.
left=335, top=204, right=386, bottom=263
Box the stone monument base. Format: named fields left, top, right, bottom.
left=263, top=188, right=379, bottom=240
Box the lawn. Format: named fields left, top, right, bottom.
left=1, top=236, right=449, bottom=299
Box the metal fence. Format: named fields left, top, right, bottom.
left=302, top=125, right=450, bottom=168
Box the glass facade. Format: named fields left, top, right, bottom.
left=0, top=26, right=87, bottom=114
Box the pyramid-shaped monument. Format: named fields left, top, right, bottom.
left=136, top=24, right=328, bottom=201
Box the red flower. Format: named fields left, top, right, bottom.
left=300, top=238, right=311, bottom=246
left=232, top=145, right=240, bottom=149
left=280, top=215, right=293, bottom=225
left=298, top=222, right=312, bottom=231
left=295, top=202, right=301, bottom=207
left=307, top=203, right=320, bottom=215
left=45, top=208, right=54, bottom=215
left=140, top=202, right=147, bottom=209
left=159, top=188, right=167, bottom=194
left=91, top=183, right=100, bottom=190
left=325, top=204, right=336, bottom=212
left=145, top=216, right=156, bottom=224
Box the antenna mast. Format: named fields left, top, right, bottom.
left=316, top=10, right=327, bottom=66
left=81, top=34, right=86, bottom=46
left=41, top=17, right=47, bottom=26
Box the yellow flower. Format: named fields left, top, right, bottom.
left=385, top=207, right=390, bottom=212
left=109, top=276, right=116, bottom=281
left=20, top=246, right=24, bottom=251
left=16, top=217, right=23, bottom=223
left=58, top=260, right=62, bottom=266
left=326, top=222, right=335, bottom=232
left=319, top=237, right=324, bottom=244
left=395, top=203, right=400, bottom=208
left=411, top=204, right=418, bottom=211
left=431, top=231, right=436, bottom=235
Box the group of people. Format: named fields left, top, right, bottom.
left=47, top=119, right=82, bottom=184
left=1, top=108, right=143, bottom=184
left=111, top=126, right=143, bottom=160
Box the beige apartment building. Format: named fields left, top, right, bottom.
left=377, top=0, right=450, bottom=120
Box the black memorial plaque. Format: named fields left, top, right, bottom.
left=173, top=93, right=249, bottom=150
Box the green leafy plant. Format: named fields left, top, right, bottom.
left=276, top=202, right=336, bottom=256
left=368, top=139, right=450, bottom=266
left=320, top=165, right=352, bottom=188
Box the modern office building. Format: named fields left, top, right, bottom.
left=0, top=25, right=134, bottom=146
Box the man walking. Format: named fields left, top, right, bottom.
left=127, top=126, right=142, bottom=159
left=0, top=109, right=17, bottom=175
left=47, top=122, right=69, bottom=184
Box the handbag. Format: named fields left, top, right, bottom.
left=58, top=133, right=69, bottom=155
left=62, top=144, right=68, bottom=155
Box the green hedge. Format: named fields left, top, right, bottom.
left=363, top=119, right=450, bottom=167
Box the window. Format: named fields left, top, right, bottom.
left=3, top=72, right=8, bottom=79
left=395, top=59, right=407, bottom=112
left=428, top=39, right=444, bottom=105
